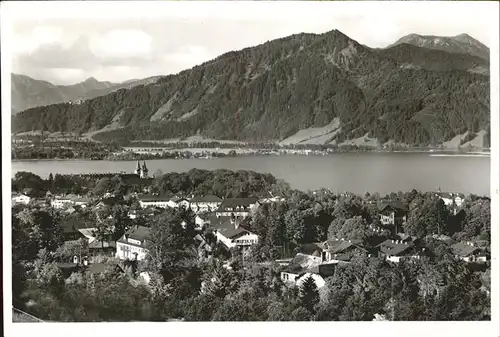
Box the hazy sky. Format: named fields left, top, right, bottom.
left=3, top=1, right=497, bottom=85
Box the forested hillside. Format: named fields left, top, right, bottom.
left=12, top=30, right=490, bottom=147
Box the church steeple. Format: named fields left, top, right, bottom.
left=135, top=161, right=141, bottom=176
left=140, top=161, right=148, bottom=178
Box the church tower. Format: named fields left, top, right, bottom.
left=141, top=161, right=149, bottom=179
left=135, top=160, right=141, bottom=176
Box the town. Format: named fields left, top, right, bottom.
left=11, top=162, right=491, bottom=321
left=12, top=134, right=489, bottom=162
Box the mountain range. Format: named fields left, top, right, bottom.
left=12, top=30, right=490, bottom=148
left=11, top=74, right=162, bottom=115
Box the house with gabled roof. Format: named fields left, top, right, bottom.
left=215, top=197, right=260, bottom=218
left=297, top=242, right=324, bottom=257
left=321, top=238, right=367, bottom=262
left=378, top=199, right=408, bottom=225
left=435, top=190, right=465, bottom=208
left=12, top=193, right=31, bottom=205
left=376, top=238, right=424, bottom=263
left=78, top=228, right=98, bottom=243
left=280, top=253, right=345, bottom=289
left=190, top=195, right=223, bottom=213
left=451, top=241, right=486, bottom=263
left=209, top=216, right=258, bottom=249
left=116, top=225, right=150, bottom=261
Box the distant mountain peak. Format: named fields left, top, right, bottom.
left=390, top=33, right=489, bottom=60
left=83, top=76, right=99, bottom=84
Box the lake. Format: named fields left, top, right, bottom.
left=11, top=153, right=490, bottom=196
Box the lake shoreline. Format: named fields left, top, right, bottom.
left=11, top=153, right=490, bottom=196
left=11, top=148, right=491, bottom=162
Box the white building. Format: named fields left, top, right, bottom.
left=376, top=239, right=422, bottom=263
left=116, top=226, right=150, bottom=261
left=52, top=197, right=75, bottom=209
left=192, top=215, right=214, bottom=231
left=280, top=254, right=340, bottom=289
left=138, top=195, right=175, bottom=209
left=436, top=192, right=465, bottom=208
left=12, top=194, right=31, bottom=205
left=51, top=195, right=90, bottom=209
left=210, top=216, right=259, bottom=249
left=215, top=197, right=260, bottom=218
left=190, top=195, right=223, bottom=213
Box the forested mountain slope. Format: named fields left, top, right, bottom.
left=12, top=30, right=490, bottom=147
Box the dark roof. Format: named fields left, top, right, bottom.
left=452, top=242, right=481, bottom=257
left=138, top=195, right=174, bottom=202
left=191, top=195, right=223, bottom=203
left=324, top=239, right=364, bottom=254
left=377, top=199, right=408, bottom=212
left=219, top=197, right=258, bottom=207
left=88, top=240, right=117, bottom=249
left=301, top=262, right=340, bottom=278
left=212, top=218, right=251, bottom=239
left=60, top=217, right=94, bottom=233
left=376, top=239, right=414, bottom=256
left=283, top=253, right=322, bottom=274
left=299, top=243, right=324, bottom=256
left=397, top=233, right=419, bottom=243
left=117, top=226, right=151, bottom=246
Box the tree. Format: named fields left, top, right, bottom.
left=454, top=198, right=490, bottom=242
left=13, top=208, right=64, bottom=261
left=290, top=306, right=312, bottom=321
left=47, top=173, right=54, bottom=191
left=55, top=239, right=89, bottom=262
left=146, top=208, right=198, bottom=281
left=109, top=204, right=133, bottom=241
left=299, top=276, right=320, bottom=314
left=184, top=294, right=222, bottom=321
left=12, top=171, right=46, bottom=196
left=201, top=260, right=239, bottom=299
left=267, top=300, right=287, bottom=321
left=284, top=209, right=306, bottom=244
left=212, top=298, right=250, bottom=321
left=92, top=177, right=112, bottom=197
left=328, top=216, right=369, bottom=242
